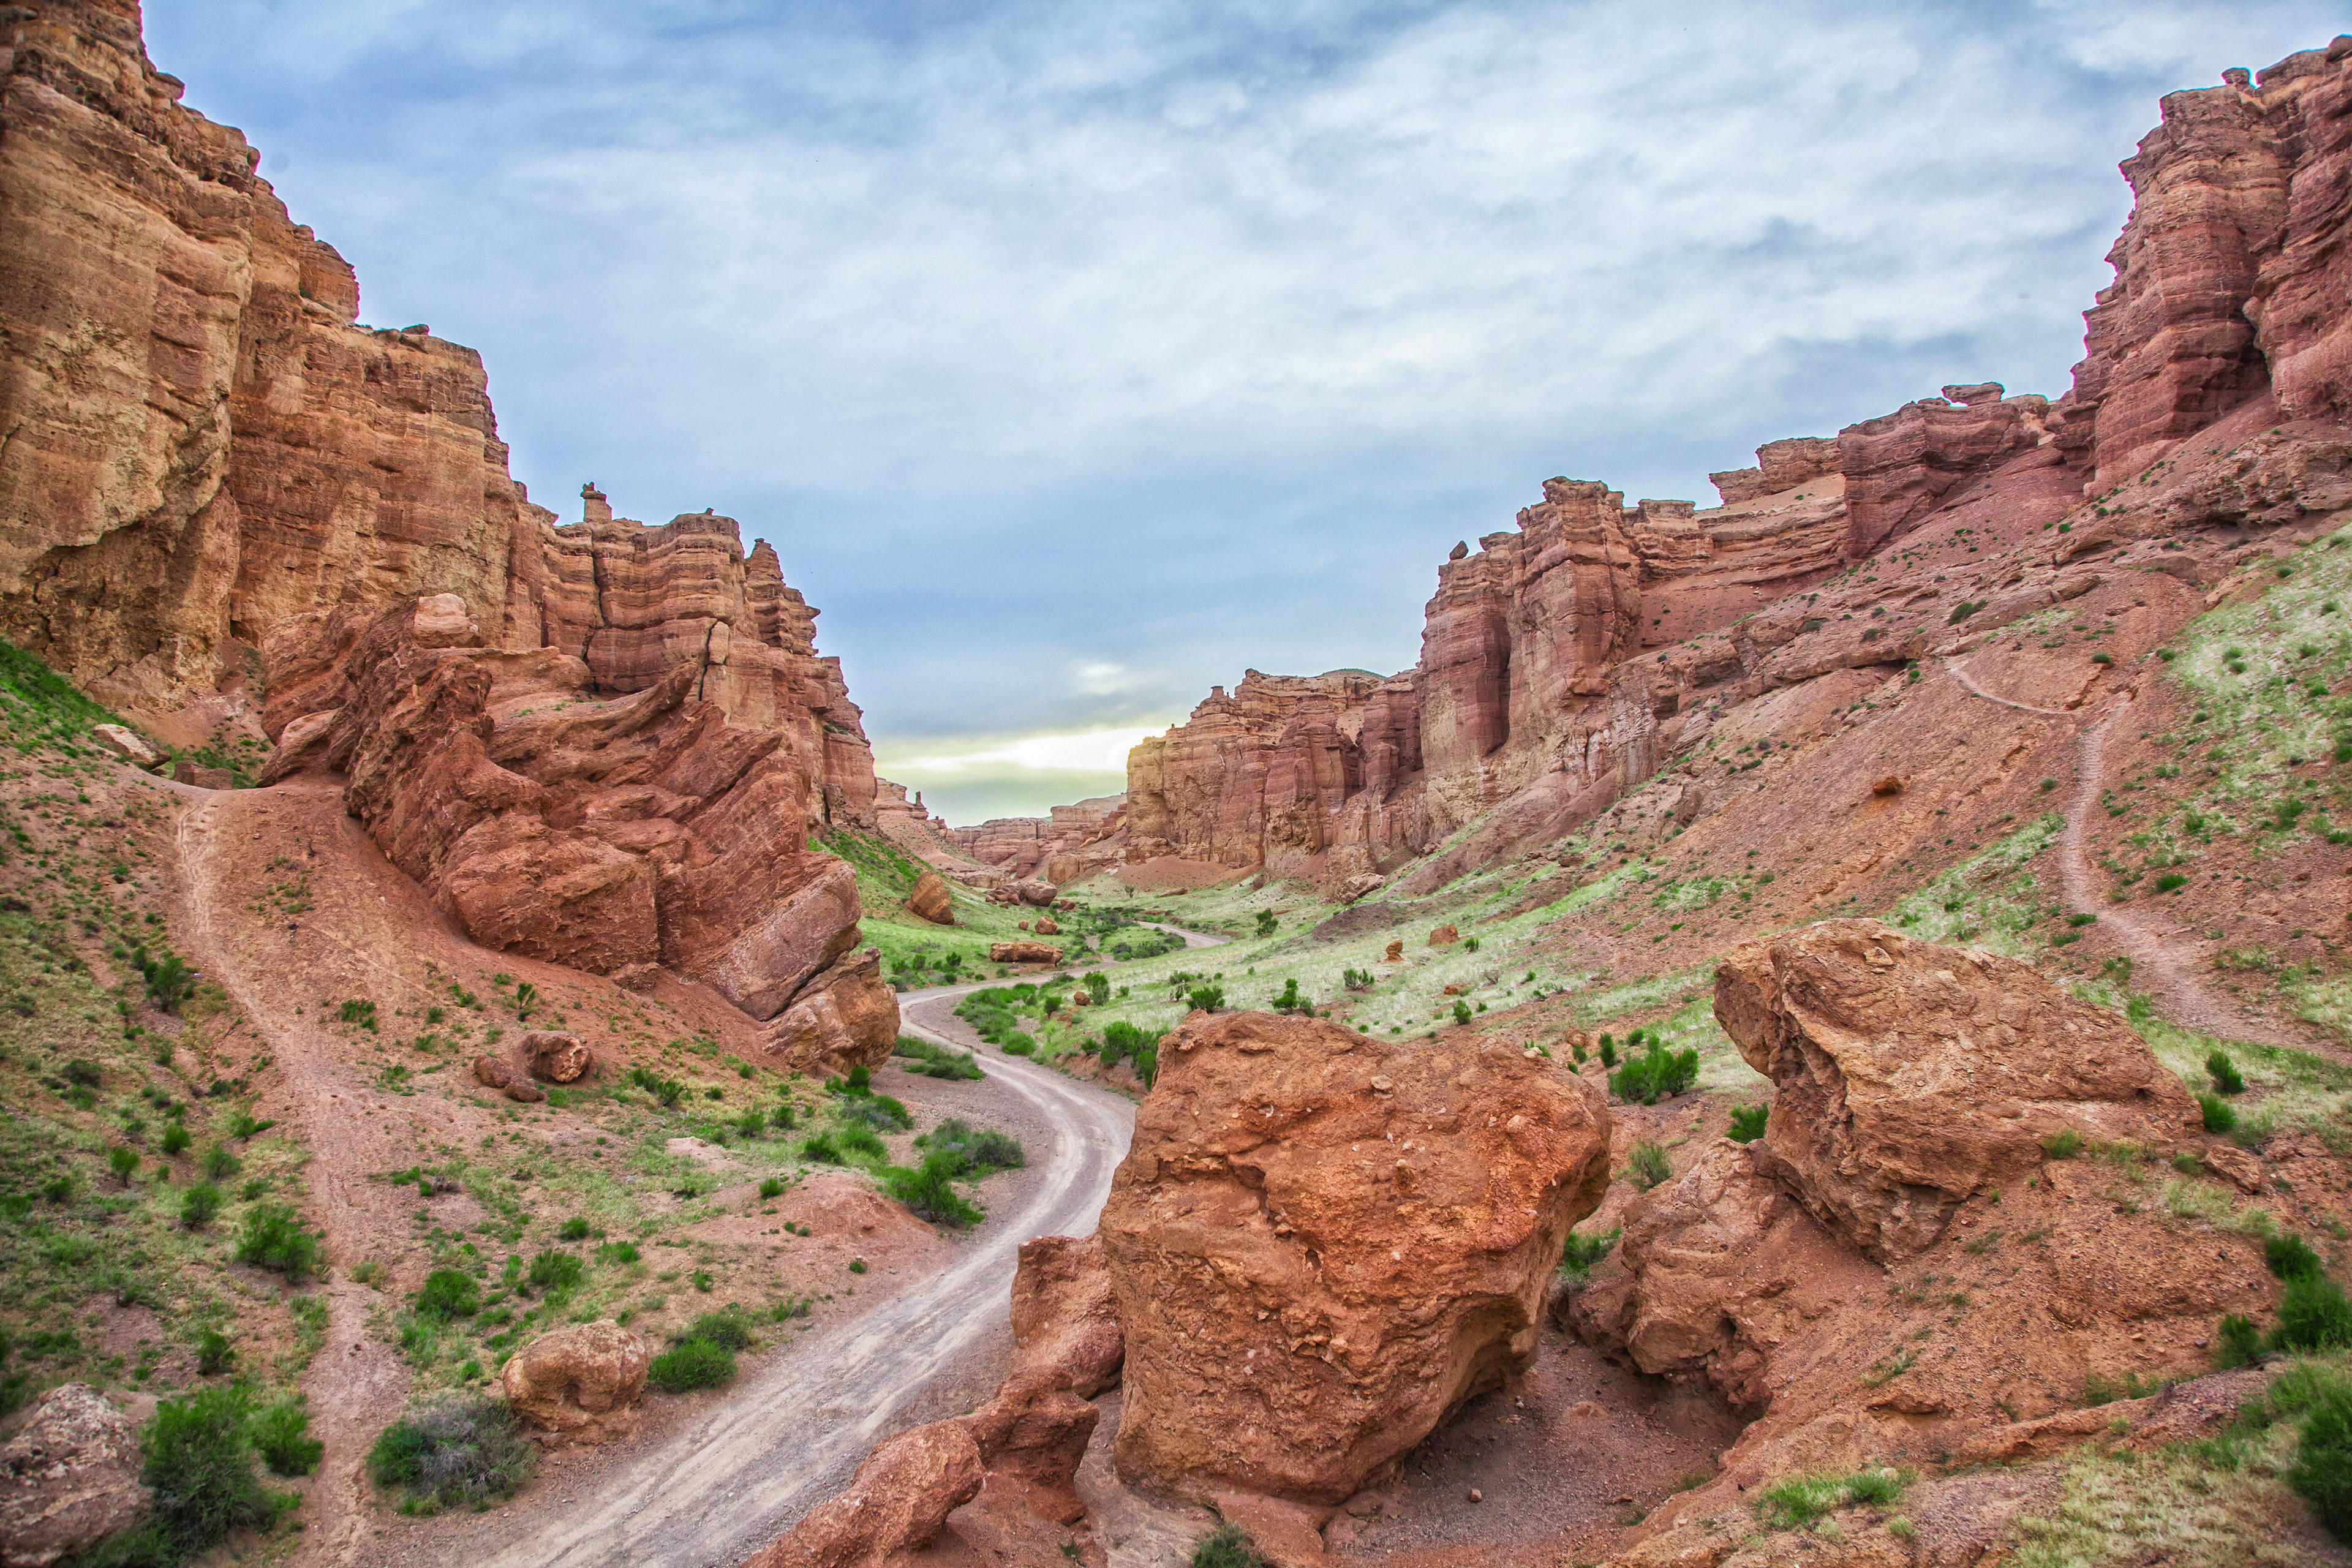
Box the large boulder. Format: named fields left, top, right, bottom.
left=521, top=1030, right=594, bottom=1084
left=1715, top=919, right=2201, bottom=1261
left=741, top=1420, right=982, bottom=1568
left=1101, top=1011, right=1611, bottom=1504
left=1012, top=879, right=1058, bottom=907
left=499, top=1321, right=652, bottom=1441
left=957, top=1371, right=1098, bottom=1526
left=1009, top=1234, right=1122, bottom=1396
left=905, top=869, right=955, bottom=925
left=759, top=947, right=899, bottom=1076
left=987, top=941, right=1060, bottom=965
left=0, top=1384, right=146, bottom=1567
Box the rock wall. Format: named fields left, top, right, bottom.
left=952, top=794, right=1126, bottom=880
left=0, top=1, right=881, bottom=832
left=2056, top=38, right=2352, bottom=486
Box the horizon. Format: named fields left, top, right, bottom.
left=148, top=0, right=2348, bottom=826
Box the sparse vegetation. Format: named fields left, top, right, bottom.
left=1728, top=1104, right=1770, bottom=1142
left=368, top=1395, right=533, bottom=1513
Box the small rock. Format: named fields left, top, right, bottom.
left=90, top=723, right=165, bottom=771
left=1466, top=1488, right=1482, bottom=1503
left=1427, top=925, right=1459, bottom=947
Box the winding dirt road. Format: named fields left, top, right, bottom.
left=474, top=984, right=1136, bottom=1568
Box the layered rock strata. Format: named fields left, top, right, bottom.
left=952, top=794, right=1127, bottom=881
left=1098, top=1010, right=1611, bottom=1505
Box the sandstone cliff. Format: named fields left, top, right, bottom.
left=952, top=793, right=1127, bottom=884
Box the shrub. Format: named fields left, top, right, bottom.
left=2271, top=1273, right=2352, bottom=1352
left=1728, top=1104, right=1770, bottom=1143
left=2214, top=1313, right=2263, bottom=1370
left=141, top=1385, right=279, bottom=1556
left=1192, top=1523, right=1267, bottom=1568
left=368, top=1395, right=533, bottom=1512
left=196, top=1329, right=234, bottom=1376
left=1275, top=978, right=1311, bottom=1014
left=1610, top=1039, right=1699, bottom=1105
left=1000, top=1034, right=1036, bottom=1058
left=179, top=1182, right=222, bottom=1230
left=1450, top=999, right=1473, bottom=1027
left=1254, top=910, right=1278, bottom=938
left=2198, top=1093, right=2238, bottom=1134
left=2292, top=1390, right=2352, bottom=1543
left=235, top=1203, right=320, bottom=1282
left=647, top=1338, right=737, bottom=1393
left=136, top=946, right=197, bottom=1013
left=1626, top=1140, right=1670, bottom=1192
left=1947, top=600, right=1981, bottom=625
left=2154, top=872, right=2188, bottom=892
left=1083, top=971, right=1111, bottom=1006
left=416, top=1269, right=480, bottom=1321
left=1558, top=1226, right=1621, bottom=1286
left=595, top=1241, right=641, bottom=1267
left=1597, top=1035, right=1618, bottom=1068
left=557, top=1217, right=592, bottom=1241
left=919, top=1117, right=1026, bottom=1177
left=1187, top=983, right=1226, bottom=1012
left=109, top=1145, right=139, bottom=1185
left=682, top=1308, right=757, bottom=1351
left=2269, top=1233, right=2326, bottom=1283
left=758, top=1177, right=785, bottom=1200
left=837, top=1126, right=886, bottom=1160
left=881, top=1153, right=984, bottom=1228
left=525, top=1251, right=584, bottom=1296
left=201, top=1144, right=238, bottom=1181
left=799, top=1133, right=843, bottom=1164
left=2206, top=1050, right=2246, bottom=1096
left=249, top=1397, right=323, bottom=1477
left=159, top=1123, right=190, bottom=1157
left=2041, top=1129, right=2082, bottom=1160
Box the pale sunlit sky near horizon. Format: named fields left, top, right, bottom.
left=146, top=1, right=2348, bottom=824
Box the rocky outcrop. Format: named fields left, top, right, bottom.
left=0, top=1384, right=145, bottom=1567
left=521, top=1030, right=592, bottom=1084
left=1836, top=388, right=2051, bottom=557
left=1099, top=1011, right=1611, bottom=1505
left=1708, top=435, right=1842, bottom=505
left=760, top=947, right=899, bottom=1076
left=279, top=595, right=894, bottom=1044
left=1714, top=919, right=2201, bottom=1259
left=873, top=778, right=962, bottom=865
left=952, top=795, right=1126, bottom=881
left=499, top=1321, right=652, bottom=1441
left=2057, top=38, right=2352, bottom=484
left=905, top=869, right=954, bottom=925
left=1009, top=1234, right=1123, bottom=1397
left=742, top=1420, right=984, bottom=1568
left=989, top=941, right=1060, bottom=965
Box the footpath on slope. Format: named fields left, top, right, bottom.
left=1941, top=657, right=2309, bottom=1053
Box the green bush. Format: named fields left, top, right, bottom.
left=2272, top=1274, right=2352, bottom=1352
left=1727, top=1104, right=1770, bottom=1143
left=2041, top=1129, right=2082, bottom=1160
left=108, top=1145, right=139, bottom=1185
left=2206, top=1050, right=2246, bottom=1096
left=682, top=1308, right=757, bottom=1351
left=2292, top=1389, right=2352, bottom=1543
left=1558, top=1226, right=1621, bottom=1286
left=159, top=1124, right=190, bottom=1157
left=1186, top=982, right=1226, bottom=1012
left=2270, top=1233, right=2327, bottom=1283
left=1275, top=978, right=1312, bottom=1014
left=837, top=1126, right=886, bottom=1159
left=1254, top=910, right=1278, bottom=938
left=2199, top=1093, right=2238, bottom=1134
left=647, top=1338, right=737, bottom=1393
left=1191, top=1523, right=1267, bottom=1568
left=799, top=1132, right=843, bottom=1164
left=416, top=1269, right=480, bottom=1321
left=1451, top=999, right=1473, bottom=1027
left=235, top=1204, right=320, bottom=1282
left=918, top=1118, right=1025, bottom=1177
left=525, top=1251, right=583, bottom=1296
left=200, top=1144, right=237, bottom=1181
left=2214, top=1313, right=2263, bottom=1370
left=1609, top=1040, right=1699, bottom=1105
left=1597, top=1035, right=1617, bottom=1068
left=140, top=1385, right=281, bottom=1556
left=595, top=1241, right=640, bottom=1267
left=1626, top=1140, right=1670, bottom=1193
left=179, top=1183, right=221, bottom=1230
left=881, top=1153, right=984, bottom=1228
left=195, top=1329, right=234, bottom=1376
left=999, top=1034, right=1035, bottom=1057
left=248, top=1397, right=323, bottom=1477
left=368, top=1395, right=533, bottom=1512
left=557, top=1217, right=592, bottom=1241
left=758, top=1177, right=785, bottom=1200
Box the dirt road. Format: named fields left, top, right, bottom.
left=472, top=980, right=1136, bottom=1568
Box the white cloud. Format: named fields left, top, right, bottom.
left=879, top=725, right=1168, bottom=777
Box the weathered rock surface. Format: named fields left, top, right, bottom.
left=1009, top=1234, right=1123, bottom=1397
left=958, top=1371, right=1099, bottom=1526
left=499, top=1321, right=652, bottom=1441
left=951, top=796, right=1125, bottom=880
left=1100, top=1011, right=1611, bottom=1504
left=521, top=1030, right=593, bottom=1085
left=759, top=947, right=898, bottom=1076
left=1708, top=435, right=1842, bottom=505
left=0, top=1384, right=145, bottom=1567
left=905, top=869, right=954, bottom=925
left=741, top=1420, right=984, bottom=1568
left=1716, top=919, right=2201, bottom=1259
left=1836, top=390, right=2051, bottom=557
left=989, top=941, right=1060, bottom=965
left=89, top=725, right=163, bottom=770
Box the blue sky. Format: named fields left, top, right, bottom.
left=149, top=1, right=2345, bottom=824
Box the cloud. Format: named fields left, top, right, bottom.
left=875, top=724, right=1164, bottom=826
left=145, top=0, right=2350, bottom=791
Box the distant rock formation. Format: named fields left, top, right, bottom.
left=952, top=794, right=1126, bottom=883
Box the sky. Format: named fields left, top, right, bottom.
left=149, top=1, right=2346, bottom=825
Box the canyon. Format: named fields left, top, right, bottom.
left=4, top=9, right=2352, bottom=1568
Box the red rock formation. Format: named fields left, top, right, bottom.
left=952, top=794, right=1126, bottom=881
left=1009, top=1234, right=1123, bottom=1398
left=499, top=1322, right=652, bottom=1442
left=1836, top=388, right=2051, bottom=557
left=1707, top=435, right=1841, bottom=505
left=1099, top=1011, right=1611, bottom=1506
